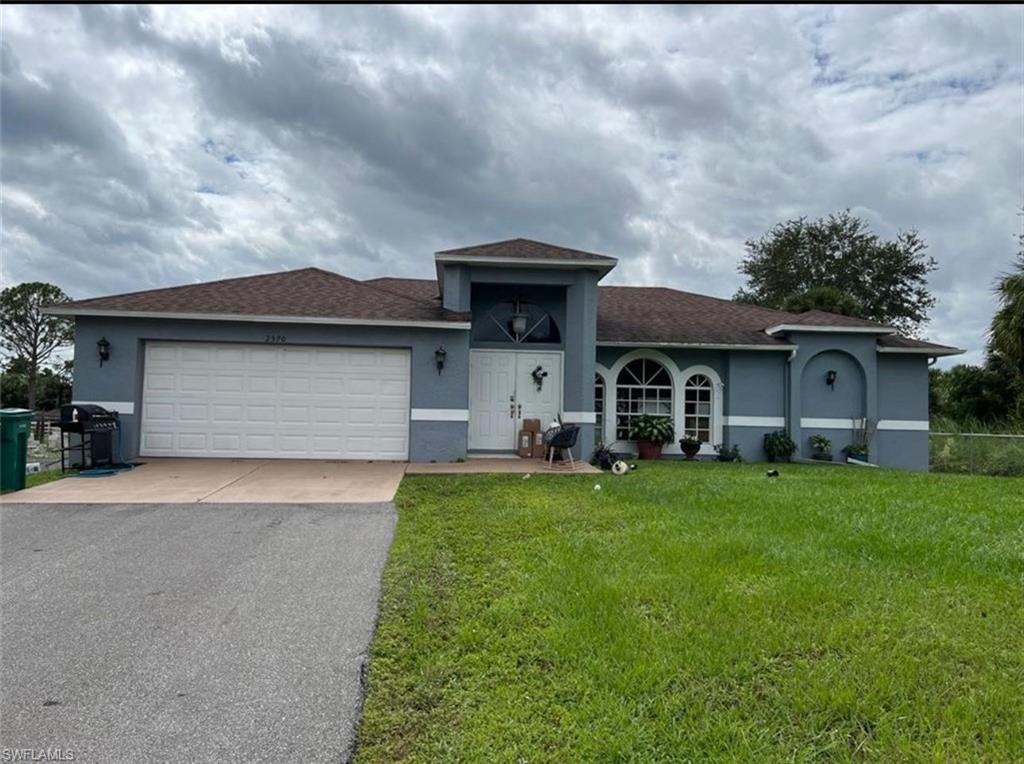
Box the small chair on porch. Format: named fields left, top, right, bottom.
left=544, top=425, right=580, bottom=470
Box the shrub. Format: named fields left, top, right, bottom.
left=763, top=430, right=797, bottom=460
left=714, top=444, right=742, bottom=462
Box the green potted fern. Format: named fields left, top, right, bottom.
left=630, top=414, right=675, bottom=460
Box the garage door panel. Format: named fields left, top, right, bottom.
left=142, top=341, right=410, bottom=459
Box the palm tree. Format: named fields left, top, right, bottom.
left=988, top=237, right=1024, bottom=377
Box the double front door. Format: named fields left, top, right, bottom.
left=468, top=350, right=563, bottom=451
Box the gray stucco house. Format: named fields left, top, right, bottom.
left=50, top=238, right=961, bottom=470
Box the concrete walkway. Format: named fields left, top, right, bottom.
left=2, top=459, right=406, bottom=504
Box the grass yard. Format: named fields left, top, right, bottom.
left=0, top=467, right=71, bottom=494
left=356, top=462, right=1024, bottom=763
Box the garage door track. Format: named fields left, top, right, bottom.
left=0, top=500, right=397, bottom=763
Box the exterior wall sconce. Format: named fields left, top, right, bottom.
left=434, top=346, right=447, bottom=375
left=825, top=369, right=837, bottom=390
left=97, top=337, right=111, bottom=366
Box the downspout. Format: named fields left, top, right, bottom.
left=786, top=348, right=797, bottom=436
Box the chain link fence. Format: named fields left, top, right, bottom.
left=930, top=432, right=1024, bottom=477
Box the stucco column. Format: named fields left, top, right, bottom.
left=562, top=273, right=598, bottom=458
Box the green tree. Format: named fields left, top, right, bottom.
left=736, top=210, right=937, bottom=335
left=942, top=364, right=1015, bottom=424
left=0, top=282, right=74, bottom=410
left=987, top=235, right=1024, bottom=377
left=781, top=285, right=862, bottom=316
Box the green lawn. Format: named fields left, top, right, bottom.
left=355, top=462, right=1024, bottom=763
left=0, top=467, right=70, bottom=494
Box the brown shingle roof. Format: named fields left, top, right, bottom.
left=876, top=335, right=962, bottom=354
left=53, top=268, right=960, bottom=354
left=774, top=310, right=892, bottom=329
left=597, top=286, right=796, bottom=346
left=435, top=238, right=617, bottom=263
left=363, top=277, right=441, bottom=302
left=54, top=268, right=467, bottom=324
left=368, top=277, right=961, bottom=353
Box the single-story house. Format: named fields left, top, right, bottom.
left=49, top=238, right=962, bottom=470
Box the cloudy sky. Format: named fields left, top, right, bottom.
left=2, top=5, right=1021, bottom=365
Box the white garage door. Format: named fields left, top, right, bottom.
left=141, top=342, right=410, bottom=459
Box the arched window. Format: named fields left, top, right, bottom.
left=594, top=373, right=606, bottom=445
left=615, top=358, right=672, bottom=441
left=683, top=374, right=713, bottom=443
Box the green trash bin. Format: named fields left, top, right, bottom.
left=1, top=408, right=35, bottom=492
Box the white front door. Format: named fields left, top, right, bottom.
left=468, top=351, right=517, bottom=450
left=468, top=350, right=563, bottom=451
left=514, top=350, right=563, bottom=433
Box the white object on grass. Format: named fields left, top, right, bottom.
left=611, top=461, right=628, bottom=475
left=25, top=462, right=41, bottom=474
left=522, top=473, right=532, bottom=479
left=594, top=484, right=601, bottom=491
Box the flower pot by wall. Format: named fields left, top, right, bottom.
left=680, top=442, right=701, bottom=460
left=637, top=440, right=663, bottom=460
left=811, top=452, right=834, bottom=462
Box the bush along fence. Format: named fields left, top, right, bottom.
left=929, top=431, right=1024, bottom=477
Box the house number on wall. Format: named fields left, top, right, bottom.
left=264, top=335, right=287, bottom=344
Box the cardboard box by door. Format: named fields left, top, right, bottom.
left=522, top=418, right=541, bottom=433
left=531, top=430, right=547, bottom=459
left=518, top=430, right=533, bottom=458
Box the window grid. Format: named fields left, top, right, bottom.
left=615, top=358, right=673, bottom=442
left=594, top=374, right=605, bottom=445
left=683, top=374, right=712, bottom=443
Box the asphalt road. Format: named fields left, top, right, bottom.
left=0, top=501, right=397, bottom=763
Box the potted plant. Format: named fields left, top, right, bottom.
left=809, top=434, right=833, bottom=461
left=763, top=430, right=797, bottom=462
left=843, top=419, right=877, bottom=463
left=630, top=414, right=675, bottom=460
left=842, top=444, right=870, bottom=462
left=679, top=433, right=702, bottom=460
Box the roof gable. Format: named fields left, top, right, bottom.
left=435, top=238, right=617, bottom=264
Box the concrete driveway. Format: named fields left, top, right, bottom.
left=3, top=458, right=407, bottom=503
left=0, top=500, right=396, bottom=763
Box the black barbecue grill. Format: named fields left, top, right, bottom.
left=56, top=404, right=120, bottom=471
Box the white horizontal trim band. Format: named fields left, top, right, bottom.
left=799, top=418, right=930, bottom=432
left=801, top=417, right=861, bottom=429
left=561, top=411, right=597, bottom=424
left=71, top=400, right=135, bottom=415
left=877, top=420, right=930, bottom=431
left=44, top=307, right=471, bottom=331
left=597, top=342, right=797, bottom=351
left=410, top=408, right=469, bottom=422
left=766, top=324, right=894, bottom=336
left=724, top=416, right=786, bottom=427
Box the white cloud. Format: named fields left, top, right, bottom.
left=1, top=4, right=1020, bottom=366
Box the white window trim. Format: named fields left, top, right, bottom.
left=678, top=364, right=724, bottom=455
left=603, top=351, right=724, bottom=456
left=593, top=364, right=610, bottom=439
